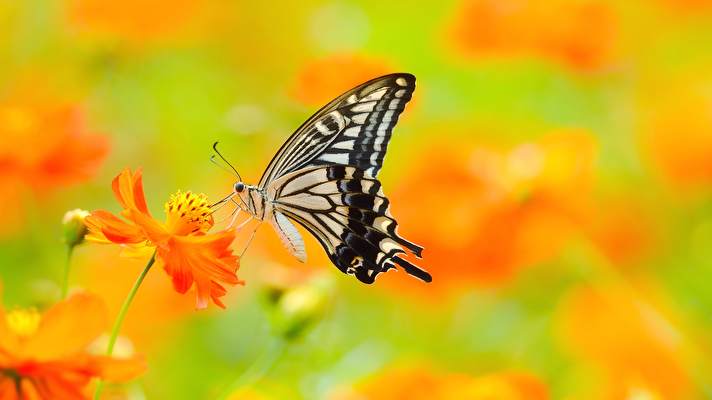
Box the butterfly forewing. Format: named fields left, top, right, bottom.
left=258, top=74, right=416, bottom=187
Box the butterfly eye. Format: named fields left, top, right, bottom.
left=234, top=182, right=245, bottom=193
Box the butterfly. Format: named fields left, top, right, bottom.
left=213, top=73, right=431, bottom=284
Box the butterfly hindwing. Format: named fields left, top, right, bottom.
left=266, top=165, right=430, bottom=283
left=258, top=73, right=416, bottom=188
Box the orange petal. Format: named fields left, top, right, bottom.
left=112, top=169, right=131, bottom=210
left=159, top=231, right=241, bottom=308
left=24, top=292, right=107, bottom=361
left=85, top=210, right=146, bottom=244
left=174, top=232, right=241, bottom=285
left=210, top=281, right=229, bottom=309
left=126, top=208, right=168, bottom=244
left=130, top=168, right=150, bottom=215
left=0, top=377, right=19, bottom=400
left=112, top=168, right=150, bottom=215
left=159, top=250, right=194, bottom=295
left=28, top=375, right=86, bottom=400
left=19, top=380, right=41, bottom=400
left=194, top=277, right=211, bottom=310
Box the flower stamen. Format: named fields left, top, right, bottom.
left=164, top=191, right=213, bottom=234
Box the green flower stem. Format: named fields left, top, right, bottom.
left=94, top=250, right=156, bottom=400
left=61, top=245, right=74, bottom=299
left=217, top=338, right=287, bottom=400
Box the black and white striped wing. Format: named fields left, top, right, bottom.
left=265, top=165, right=431, bottom=284
left=258, top=73, right=416, bottom=188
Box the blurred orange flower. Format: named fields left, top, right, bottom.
left=448, top=0, right=618, bottom=71
left=330, top=365, right=548, bottom=400
left=290, top=54, right=392, bottom=106
left=556, top=284, right=692, bottom=399
left=640, top=88, right=712, bottom=191
left=85, top=168, right=242, bottom=309
left=386, top=129, right=596, bottom=293
left=0, top=94, right=108, bottom=234
left=583, top=196, right=658, bottom=267
left=0, top=292, right=145, bottom=399
left=65, top=0, right=210, bottom=42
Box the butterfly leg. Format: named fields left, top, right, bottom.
left=225, top=198, right=243, bottom=229
left=239, top=223, right=261, bottom=258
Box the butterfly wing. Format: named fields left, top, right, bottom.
left=260, top=73, right=428, bottom=283
left=258, top=73, right=416, bottom=187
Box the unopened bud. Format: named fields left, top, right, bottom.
left=62, top=209, right=90, bottom=247
left=264, top=276, right=332, bottom=340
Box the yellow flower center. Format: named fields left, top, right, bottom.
left=6, top=308, right=41, bottom=337
left=164, top=190, right=213, bottom=235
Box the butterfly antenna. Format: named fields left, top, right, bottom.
left=210, top=154, right=236, bottom=176
left=212, top=141, right=242, bottom=181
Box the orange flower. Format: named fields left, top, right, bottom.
left=0, top=98, right=108, bottom=190
left=385, top=129, right=596, bottom=294
left=556, top=284, right=693, bottom=399
left=0, top=292, right=145, bottom=399
left=0, top=93, right=109, bottom=235
left=290, top=54, right=392, bottom=106
left=330, top=365, right=548, bottom=400
left=64, top=0, right=210, bottom=42
left=85, top=168, right=242, bottom=309
left=447, top=0, right=617, bottom=71
left=639, top=86, right=712, bottom=192
left=583, top=196, right=658, bottom=267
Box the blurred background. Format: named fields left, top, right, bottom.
left=2, top=0, right=712, bottom=398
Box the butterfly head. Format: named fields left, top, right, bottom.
left=231, top=181, right=263, bottom=219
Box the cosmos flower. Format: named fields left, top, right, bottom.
left=583, top=195, right=658, bottom=267
left=0, top=93, right=109, bottom=236
left=64, top=0, right=209, bottom=42
left=385, top=129, right=596, bottom=293
left=290, top=54, right=392, bottom=105
left=639, top=85, right=712, bottom=192
left=85, top=168, right=242, bottom=309
left=447, top=0, right=618, bottom=71
left=0, top=98, right=108, bottom=190
left=0, top=292, right=145, bottom=399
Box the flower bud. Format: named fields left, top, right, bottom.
left=62, top=208, right=90, bottom=247
left=264, top=276, right=332, bottom=340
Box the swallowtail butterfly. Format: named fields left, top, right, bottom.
left=215, top=73, right=431, bottom=284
